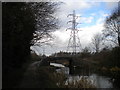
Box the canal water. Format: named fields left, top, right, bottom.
left=50, top=63, right=113, bottom=88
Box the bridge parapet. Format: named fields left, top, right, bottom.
left=45, top=57, right=73, bottom=61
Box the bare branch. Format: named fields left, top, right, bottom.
left=103, top=5, right=120, bottom=46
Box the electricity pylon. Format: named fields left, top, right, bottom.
left=66, top=10, right=82, bottom=55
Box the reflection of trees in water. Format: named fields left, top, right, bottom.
left=70, top=61, right=95, bottom=76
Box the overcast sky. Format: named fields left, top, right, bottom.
left=31, top=0, right=119, bottom=56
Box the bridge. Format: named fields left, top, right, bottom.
left=45, top=56, right=73, bottom=61
left=40, top=56, right=75, bottom=74
left=43, top=56, right=73, bottom=66
left=39, top=56, right=98, bottom=75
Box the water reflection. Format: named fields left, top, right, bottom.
left=66, top=74, right=113, bottom=88
left=52, top=63, right=113, bottom=88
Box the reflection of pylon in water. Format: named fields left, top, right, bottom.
left=66, top=10, right=82, bottom=55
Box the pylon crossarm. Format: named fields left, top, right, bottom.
left=67, top=21, right=72, bottom=24
left=67, top=14, right=74, bottom=17
left=66, top=28, right=72, bottom=31
left=66, top=10, right=82, bottom=54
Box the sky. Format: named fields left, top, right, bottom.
left=31, top=0, right=119, bottom=56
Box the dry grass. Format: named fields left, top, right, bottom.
left=51, top=71, right=96, bottom=88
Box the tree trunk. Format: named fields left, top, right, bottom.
left=118, top=36, right=120, bottom=46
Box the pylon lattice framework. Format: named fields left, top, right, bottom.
left=66, top=10, right=82, bottom=55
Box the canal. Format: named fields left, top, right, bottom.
left=50, top=62, right=114, bottom=88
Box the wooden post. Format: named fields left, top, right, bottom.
left=69, top=58, right=74, bottom=75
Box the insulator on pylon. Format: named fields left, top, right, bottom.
left=66, top=10, right=82, bottom=55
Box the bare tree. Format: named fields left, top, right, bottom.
left=82, top=46, right=91, bottom=53
left=103, top=3, right=120, bottom=46
left=29, top=2, right=60, bottom=46
left=92, top=33, right=103, bottom=53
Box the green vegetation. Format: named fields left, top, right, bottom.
left=19, top=62, right=96, bottom=88
left=19, top=46, right=120, bottom=88
left=2, top=2, right=120, bottom=89
left=3, top=2, right=35, bottom=88
left=50, top=46, right=120, bottom=88
left=2, top=2, right=59, bottom=88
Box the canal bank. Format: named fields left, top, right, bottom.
left=50, top=62, right=114, bottom=88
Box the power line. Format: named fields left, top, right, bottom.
left=66, top=10, right=82, bottom=55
